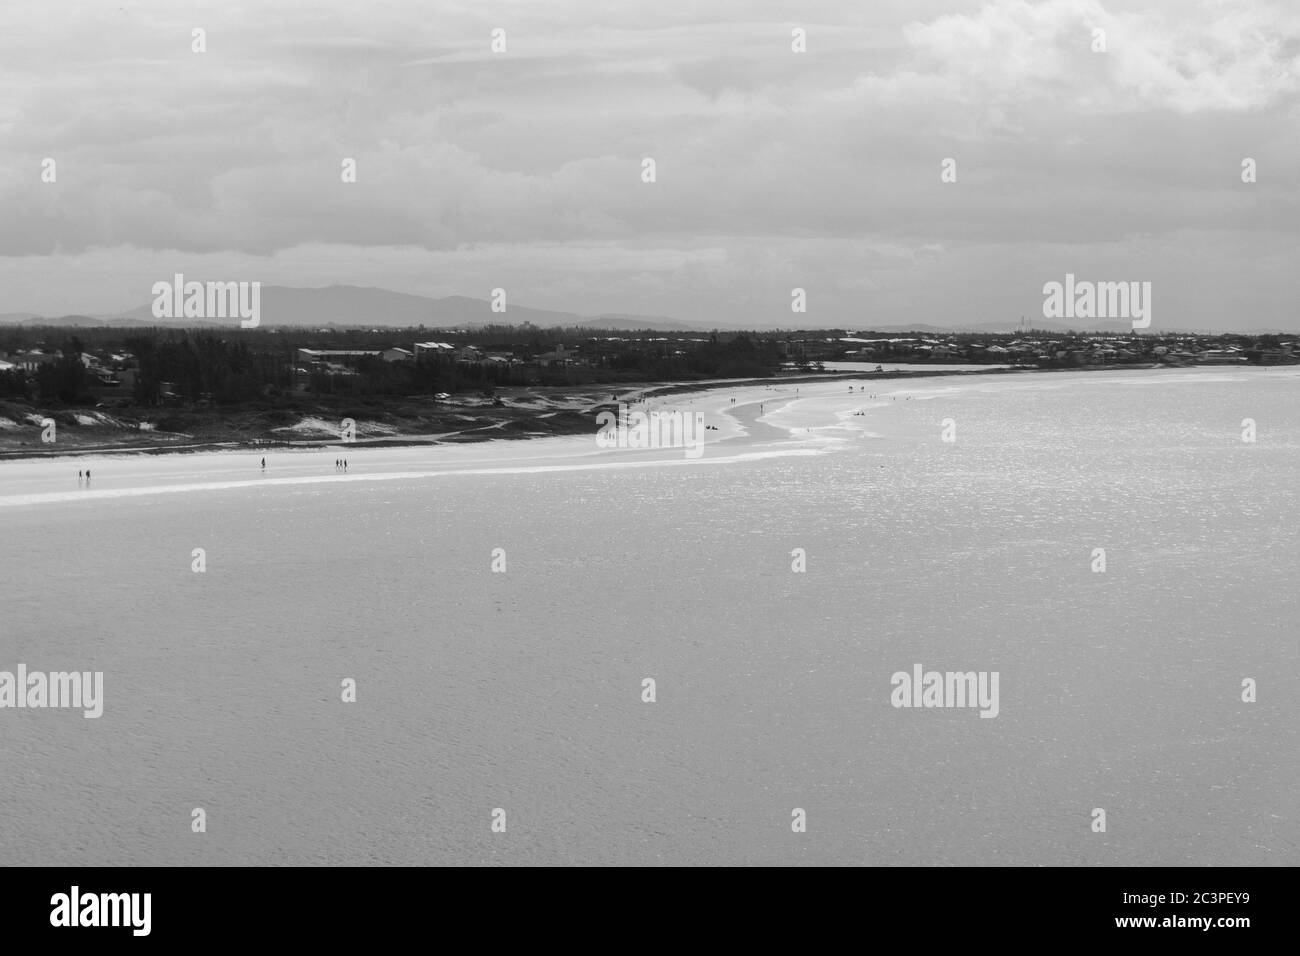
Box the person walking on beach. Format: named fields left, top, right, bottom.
left=261, top=457, right=266, bottom=469
left=78, top=470, right=82, bottom=480
left=85, top=469, right=90, bottom=481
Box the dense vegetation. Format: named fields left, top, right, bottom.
left=0, top=325, right=789, bottom=407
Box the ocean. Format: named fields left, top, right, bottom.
left=1, top=367, right=1296, bottom=865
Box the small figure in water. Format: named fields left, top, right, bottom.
left=261, top=457, right=266, bottom=468
left=85, top=469, right=91, bottom=480
left=344, top=460, right=348, bottom=470
left=78, top=470, right=82, bottom=480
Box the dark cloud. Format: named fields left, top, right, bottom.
left=0, top=0, right=1296, bottom=328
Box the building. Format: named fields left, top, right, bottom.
left=9, top=350, right=61, bottom=372
left=1250, top=348, right=1300, bottom=365
left=1198, top=349, right=1245, bottom=365
left=296, top=349, right=382, bottom=365
left=413, top=341, right=456, bottom=360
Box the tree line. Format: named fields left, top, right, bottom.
left=0, top=327, right=787, bottom=407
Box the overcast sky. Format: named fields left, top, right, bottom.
left=1, top=0, right=1297, bottom=330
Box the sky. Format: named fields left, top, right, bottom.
left=0, top=0, right=1297, bottom=330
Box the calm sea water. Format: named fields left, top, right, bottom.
left=2, top=368, right=1297, bottom=865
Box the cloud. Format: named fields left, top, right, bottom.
left=0, top=0, right=1296, bottom=328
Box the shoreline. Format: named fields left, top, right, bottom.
left=0, top=362, right=1285, bottom=506
left=0, top=362, right=1156, bottom=462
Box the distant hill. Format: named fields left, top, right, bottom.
left=963, top=319, right=1139, bottom=334
left=19, top=314, right=107, bottom=327
left=3, top=285, right=1291, bottom=334
left=857, top=323, right=962, bottom=335
left=581, top=314, right=705, bottom=332
left=858, top=319, right=1141, bottom=335
left=108, top=285, right=733, bottom=331
left=112, top=285, right=587, bottom=329
left=1, top=313, right=217, bottom=329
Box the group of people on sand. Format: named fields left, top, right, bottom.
left=79, top=455, right=357, bottom=482
left=262, top=455, right=351, bottom=471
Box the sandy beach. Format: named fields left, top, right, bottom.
left=0, top=374, right=921, bottom=506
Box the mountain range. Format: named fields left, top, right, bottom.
left=0, top=286, right=1286, bottom=335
